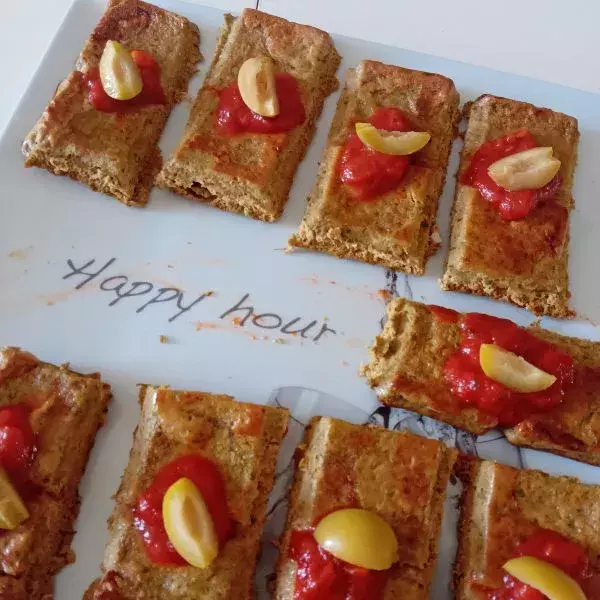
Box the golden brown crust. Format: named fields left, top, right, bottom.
left=0, top=347, right=112, bottom=599
left=157, top=9, right=341, bottom=222
left=22, top=0, right=201, bottom=207
left=454, top=457, right=600, bottom=599
left=274, top=417, right=457, bottom=599
left=441, top=94, right=579, bottom=318
left=363, top=298, right=600, bottom=464
left=288, top=60, right=460, bottom=274
left=87, top=385, right=288, bottom=599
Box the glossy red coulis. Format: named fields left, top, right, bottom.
left=0, top=404, right=37, bottom=498
left=443, top=311, right=574, bottom=426
left=462, top=128, right=561, bottom=221
left=338, top=107, right=412, bottom=201
left=429, top=305, right=460, bottom=324
left=487, top=529, right=593, bottom=600
left=215, top=73, right=305, bottom=135
left=133, top=454, right=232, bottom=565
left=85, top=50, right=166, bottom=113
left=289, top=529, right=388, bottom=600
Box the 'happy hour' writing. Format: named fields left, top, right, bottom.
left=62, top=258, right=337, bottom=343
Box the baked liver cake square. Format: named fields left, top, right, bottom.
left=363, top=298, right=600, bottom=465
left=274, top=416, right=457, bottom=599
left=0, top=347, right=111, bottom=600
left=455, top=458, right=600, bottom=600
left=158, top=9, right=341, bottom=222
left=441, top=94, right=579, bottom=318
left=289, top=60, right=460, bottom=274
left=22, top=0, right=201, bottom=207
left=86, top=385, right=288, bottom=600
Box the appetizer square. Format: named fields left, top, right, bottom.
left=363, top=298, right=600, bottom=465
left=86, top=385, right=288, bottom=599
left=157, top=9, right=341, bottom=222
left=289, top=60, right=460, bottom=274
left=22, top=0, right=201, bottom=207
left=0, top=347, right=111, bottom=600
left=455, top=458, right=600, bottom=600
left=274, top=417, right=457, bottom=599
left=441, top=94, right=579, bottom=318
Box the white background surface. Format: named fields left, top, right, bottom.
left=2, top=0, right=600, bottom=138
left=1, top=1, right=600, bottom=599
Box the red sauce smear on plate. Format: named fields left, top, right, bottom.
left=133, top=454, right=232, bottom=565
left=289, top=529, right=388, bottom=600
left=215, top=73, right=305, bottom=134
left=442, top=311, right=574, bottom=426
left=338, top=107, right=412, bottom=201
left=85, top=50, right=166, bottom=113
left=461, top=128, right=562, bottom=221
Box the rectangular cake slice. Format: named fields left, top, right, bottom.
left=363, top=298, right=600, bottom=465
left=22, top=0, right=201, bottom=207
left=441, top=94, right=579, bottom=317
left=455, top=458, right=600, bottom=599
left=288, top=60, right=460, bottom=274
left=0, top=347, right=111, bottom=600
left=157, top=9, right=341, bottom=222
left=274, top=417, right=457, bottom=599
left=86, top=385, right=288, bottom=599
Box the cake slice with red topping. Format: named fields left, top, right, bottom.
left=274, top=416, right=457, bottom=599
left=0, top=347, right=111, bottom=599
left=288, top=60, right=460, bottom=274
left=157, top=9, right=341, bottom=222
left=455, top=458, right=600, bottom=600
left=22, top=0, right=201, bottom=206
left=441, top=94, right=579, bottom=318
left=363, top=298, right=600, bottom=465
left=85, top=385, right=288, bottom=599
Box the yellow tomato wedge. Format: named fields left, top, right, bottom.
left=355, top=122, right=431, bottom=155
left=504, top=556, right=587, bottom=600
left=488, top=146, right=561, bottom=191
left=237, top=56, right=279, bottom=117
left=314, top=508, right=398, bottom=570
left=162, top=477, right=219, bottom=569
left=0, top=468, right=29, bottom=530
left=479, top=343, right=557, bottom=393
left=99, top=40, right=143, bottom=101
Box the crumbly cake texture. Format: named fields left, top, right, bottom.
left=454, top=458, right=600, bottom=600
left=441, top=94, right=579, bottom=318
left=157, top=9, right=341, bottom=222
left=0, top=347, right=112, bottom=600
left=288, top=60, right=460, bottom=274
left=22, top=0, right=201, bottom=207
left=363, top=298, right=600, bottom=465
left=274, top=417, right=457, bottom=599
left=86, top=385, right=289, bottom=600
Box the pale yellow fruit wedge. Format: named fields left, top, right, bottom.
left=480, top=343, right=557, bottom=393
left=99, top=40, right=143, bottom=101
left=488, top=146, right=561, bottom=191
left=314, top=508, right=398, bottom=570
left=162, top=477, right=219, bottom=568
left=504, top=556, right=587, bottom=600
left=355, top=123, right=431, bottom=155
left=0, top=468, right=29, bottom=530
left=237, top=56, right=279, bottom=117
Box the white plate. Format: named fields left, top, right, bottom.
left=1, top=1, right=599, bottom=597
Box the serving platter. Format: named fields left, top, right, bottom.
left=1, top=0, right=600, bottom=597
